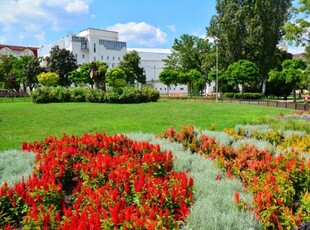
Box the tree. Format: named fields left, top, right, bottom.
left=208, top=69, right=229, bottom=94
left=284, top=0, right=310, bottom=91
left=90, top=61, right=108, bottom=90
left=207, top=0, right=292, bottom=94
left=0, top=55, right=15, bottom=88
left=268, top=69, right=292, bottom=100
left=225, top=59, right=260, bottom=95
left=69, top=62, right=93, bottom=87
left=23, top=56, right=43, bottom=92
left=284, top=0, right=310, bottom=47
left=37, top=72, right=59, bottom=87
left=266, top=49, right=293, bottom=97
left=118, top=50, right=146, bottom=85
left=106, top=67, right=127, bottom=89
left=164, top=34, right=211, bottom=74
left=158, top=69, right=179, bottom=95
left=282, top=58, right=307, bottom=102
left=164, top=34, right=211, bottom=95
left=178, top=69, right=202, bottom=97
left=46, top=46, right=77, bottom=87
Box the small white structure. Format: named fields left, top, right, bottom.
left=128, top=48, right=188, bottom=95
left=39, top=28, right=127, bottom=68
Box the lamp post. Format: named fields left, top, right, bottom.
left=215, top=37, right=219, bottom=103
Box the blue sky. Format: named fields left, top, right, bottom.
left=0, top=0, right=305, bottom=54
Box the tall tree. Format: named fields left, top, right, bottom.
left=46, top=46, right=77, bottom=87
left=284, top=0, right=310, bottom=47
left=207, top=0, right=292, bottom=94
left=284, top=0, right=310, bottom=90
left=207, top=1, right=246, bottom=68
left=164, top=34, right=211, bottom=95
left=164, top=34, right=211, bottom=74
left=118, top=50, right=146, bottom=85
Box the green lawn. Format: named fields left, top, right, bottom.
left=0, top=100, right=290, bottom=151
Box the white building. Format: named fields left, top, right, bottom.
left=39, top=28, right=216, bottom=95
left=39, top=28, right=127, bottom=68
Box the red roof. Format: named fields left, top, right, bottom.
left=0, top=44, right=39, bottom=57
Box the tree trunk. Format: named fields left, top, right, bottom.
left=292, top=84, right=297, bottom=103
left=261, top=79, right=266, bottom=95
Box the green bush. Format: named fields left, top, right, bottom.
left=50, top=87, right=71, bottom=102
left=31, top=87, right=52, bottom=103
left=222, top=92, right=235, bottom=98
left=235, top=93, right=263, bottom=99
left=104, top=90, right=120, bottom=103
left=141, top=87, right=160, bottom=102
left=85, top=89, right=105, bottom=103
left=31, top=87, right=160, bottom=104
left=119, top=87, right=142, bottom=103
left=223, top=92, right=263, bottom=99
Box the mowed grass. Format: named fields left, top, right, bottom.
left=0, top=100, right=289, bottom=151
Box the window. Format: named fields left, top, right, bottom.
left=82, top=54, right=85, bottom=59
left=101, top=56, right=103, bottom=60
left=113, top=56, right=115, bottom=61
left=118, top=57, right=120, bottom=61
left=107, top=56, right=109, bottom=60
left=180, top=88, right=184, bottom=90
left=75, top=54, right=77, bottom=59
left=94, top=43, right=96, bottom=53
left=94, top=57, right=96, bottom=61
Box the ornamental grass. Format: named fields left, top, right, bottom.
left=161, top=125, right=310, bottom=229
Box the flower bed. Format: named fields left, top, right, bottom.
left=161, top=125, right=310, bottom=229
left=0, top=133, right=193, bottom=229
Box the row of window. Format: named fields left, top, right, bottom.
left=98, top=40, right=126, bottom=50
left=157, top=87, right=185, bottom=91
left=72, top=36, right=88, bottom=43
left=75, top=53, right=121, bottom=61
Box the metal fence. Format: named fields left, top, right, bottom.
left=165, top=96, right=309, bottom=111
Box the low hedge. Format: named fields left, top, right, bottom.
left=223, top=92, right=263, bottom=99
left=31, top=86, right=160, bottom=104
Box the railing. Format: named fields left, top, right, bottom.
left=164, top=96, right=309, bottom=111
left=0, top=97, right=31, bottom=103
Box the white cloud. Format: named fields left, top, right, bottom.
left=166, top=25, right=176, bottom=32
left=0, top=0, right=92, bottom=45
left=107, top=22, right=168, bottom=47
left=65, top=0, right=89, bottom=13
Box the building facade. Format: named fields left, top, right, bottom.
left=0, top=44, right=39, bottom=58
left=39, top=28, right=127, bottom=68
